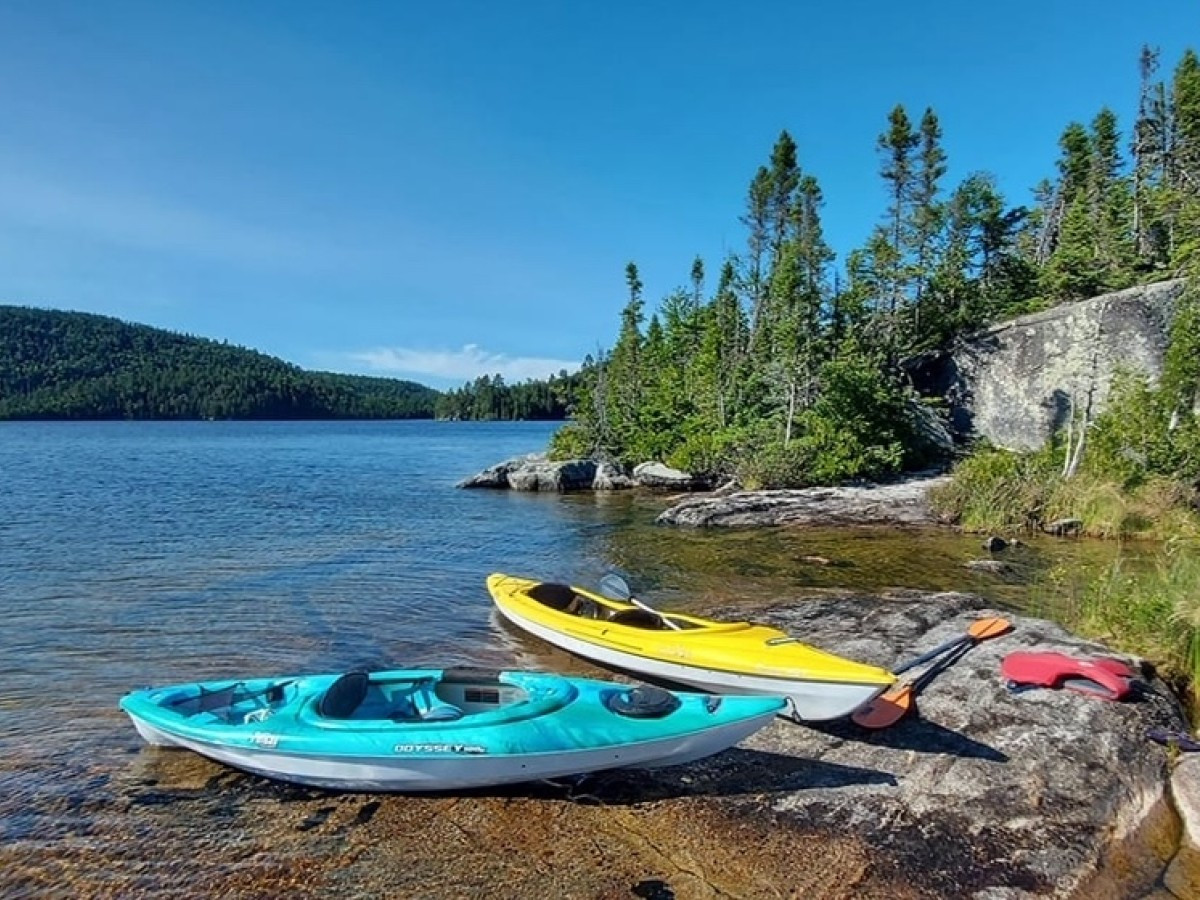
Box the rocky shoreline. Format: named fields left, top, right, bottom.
left=459, top=453, right=951, bottom=529
left=451, top=454, right=1200, bottom=897
left=55, top=590, right=1196, bottom=899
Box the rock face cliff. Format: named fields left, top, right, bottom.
left=910, top=280, right=1185, bottom=451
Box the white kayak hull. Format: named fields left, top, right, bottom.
left=497, top=605, right=885, bottom=721
left=124, top=710, right=772, bottom=791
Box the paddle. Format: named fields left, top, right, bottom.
left=892, top=616, right=1013, bottom=676
left=598, top=573, right=684, bottom=632
left=851, top=616, right=1013, bottom=730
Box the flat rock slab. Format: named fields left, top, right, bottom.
left=657, top=476, right=951, bottom=527
left=56, top=593, right=1186, bottom=899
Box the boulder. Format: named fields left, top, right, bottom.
left=455, top=453, right=542, bottom=489
left=633, top=461, right=713, bottom=491
left=657, top=475, right=950, bottom=527
left=506, top=458, right=596, bottom=492
left=457, top=454, right=597, bottom=492
left=1166, top=755, right=1200, bottom=899
left=907, top=280, right=1185, bottom=451
left=1044, top=518, right=1084, bottom=536
left=983, top=536, right=1009, bottom=552
left=592, top=460, right=635, bottom=491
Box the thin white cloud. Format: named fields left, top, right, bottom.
left=346, top=344, right=579, bottom=383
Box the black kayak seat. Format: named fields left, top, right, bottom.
left=319, top=671, right=370, bottom=719
left=605, top=685, right=682, bottom=718
left=607, top=608, right=667, bottom=630
left=525, top=581, right=578, bottom=611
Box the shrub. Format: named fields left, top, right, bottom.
left=929, top=445, right=1059, bottom=532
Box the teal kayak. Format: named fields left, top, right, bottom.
left=120, top=666, right=785, bottom=791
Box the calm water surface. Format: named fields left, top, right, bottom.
left=0, top=421, right=1145, bottom=895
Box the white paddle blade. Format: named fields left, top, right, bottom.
left=599, top=573, right=632, bottom=600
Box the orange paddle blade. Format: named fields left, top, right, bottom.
left=850, top=685, right=915, bottom=729
left=967, top=617, right=1013, bottom=640
left=853, top=618, right=1013, bottom=730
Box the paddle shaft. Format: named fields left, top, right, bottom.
left=892, top=634, right=970, bottom=676
left=852, top=619, right=1012, bottom=730
left=891, top=617, right=1011, bottom=676
left=599, top=574, right=683, bottom=631
left=629, top=596, right=684, bottom=631
left=909, top=636, right=976, bottom=693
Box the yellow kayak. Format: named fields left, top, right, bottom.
left=486, top=574, right=895, bottom=721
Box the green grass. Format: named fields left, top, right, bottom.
left=1067, top=542, right=1200, bottom=708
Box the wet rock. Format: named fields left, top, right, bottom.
left=1166, top=755, right=1200, bottom=899
left=1044, top=517, right=1084, bottom=536
left=457, top=454, right=598, bottom=492
left=712, top=477, right=743, bottom=496
left=28, top=593, right=1190, bottom=899
left=507, top=458, right=596, bottom=492
left=964, top=559, right=1011, bottom=575
left=456, top=453, right=536, bottom=488
left=633, top=461, right=713, bottom=491
left=982, top=536, right=1008, bottom=552
left=656, top=475, right=950, bottom=527
left=592, top=460, right=635, bottom=490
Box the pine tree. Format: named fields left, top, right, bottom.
left=912, top=108, right=948, bottom=338
left=1170, top=49, right=1200, bottom=266
left=877, top=105, right=920, bottom=336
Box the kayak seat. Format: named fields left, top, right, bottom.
left=318, top=671, right=370, bottom=719
left=607, top=609, right=667, bottom=630
left=526, top=582, right=578, bottom=611
left=412, top=683, right=464, bottom=722
left=565, top=596, right=601, bottom=619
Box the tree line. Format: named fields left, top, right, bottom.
left=0, top=306, right=439, bottom=420
left=551, top=46, right=1200, bottom=488
left=434, top=371, right=579, bottom=421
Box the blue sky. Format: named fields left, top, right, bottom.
left=0, top=1, right=1196, bottom=389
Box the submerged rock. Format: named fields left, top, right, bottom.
left=656, top=475, right=951, bottom=527
left=964, top=559, right=1012, bottom=575
left=1044, top=518, right=1084, bottom=536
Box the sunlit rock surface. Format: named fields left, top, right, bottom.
left=657, top=475, right=950, bottom=527
left=908, top=280, right=1185, bottom=451
left=40, top=592, right=1188, bottom=899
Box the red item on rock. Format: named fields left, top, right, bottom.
left=1000, top=651, right=1137, bottom=701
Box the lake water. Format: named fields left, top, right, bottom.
left=0, top=421, right=1141, bottom=896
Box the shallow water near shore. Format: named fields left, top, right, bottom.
left=0, top=421, right=1156, bottom=897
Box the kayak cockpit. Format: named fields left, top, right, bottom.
left=524, top=581, right=704, bottom=631
left=300, top=668, right=576, bottom=730
left=159, top=678, right=299, bottom=725
left=315, top=670, right=532, bottom=723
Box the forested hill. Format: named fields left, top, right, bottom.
left=0, top=305, right=438, bottom=420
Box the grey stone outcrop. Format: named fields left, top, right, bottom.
left=457, top=454, right=634, bottom=492
left=632, top=461, right=714, bottom=491
left=1166, top=755, right=1200, bottom=899
left=909, top=280, right=1185, bottom=451
left=656, top=475, right=950, bottom=527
